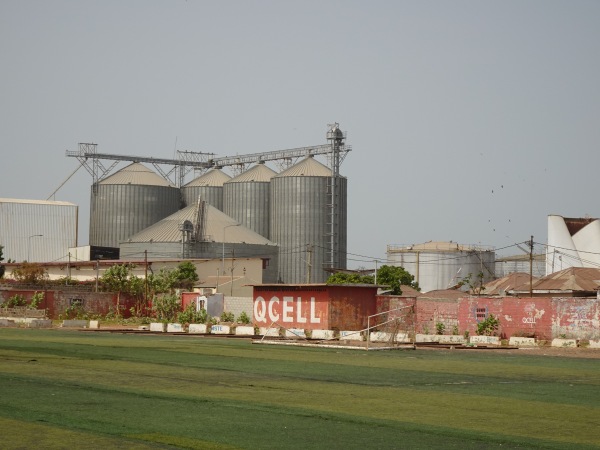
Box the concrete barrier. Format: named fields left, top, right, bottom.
left=438, top=335, right=466, bottom=345
left=235, top=326, right=255, bottom=336
left=552, top=338, right=578, bottom=348
left=340, top=330, right=363, bottom=341
left=0, top=319, right=17, bottom=327
left=285, top=328, right=306, bottom=339
left=61, top=320, right=89, bottom=328
left=369, top=331, right=394, bottom=342
left=509, top=337, right=537, bottom=347
left=470, top=335, right=501, bottom=346
left=167, top=323, right=184, bottom=333
left=588, top=339, right=600, bottom=349
left=188, top=323, right=209, bottom=334
left=259, top=327, right=280, bottom=337
left=149, top=322, right=165, bottom=332
left=416, top=334, right=440, bottom=343
left=311, top=329, right=335, bottom=340
left=28, top=319, right=52, bottom=328
left=211, top=324, right=232, bottom=335
left=89, top=320, right=100, bottom=329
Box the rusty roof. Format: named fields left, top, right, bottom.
left=483, top=272, right=539, bottom=295
left=526, top=267, right=600, bottom=292
left=417, top=289, right=466, bottom=300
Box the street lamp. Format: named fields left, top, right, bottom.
left=222, top=223, right=241, bottom=275
left=28, top=234, right=43, bottom=261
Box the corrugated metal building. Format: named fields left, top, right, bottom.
left=89, top=163, right=181, bottom=248
left=223, top=163, right=276, bottom=239
left=119, top=203, right=279, bottom=283
left=0, top=198, right=78, bottom=262
left=270, top=157, right=347, bottom=284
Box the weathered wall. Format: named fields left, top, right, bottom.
left=551, top=298, right=600, bottom=340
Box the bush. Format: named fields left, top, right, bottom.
left=177, top=304, right=208, bottom=324
left=477, top=314, right=500, bottom=336
left=220, top=311, right=235, bottom=323
left=435, top=322, right=445, bottom=335
left=2, top=294, right=27, bottom=308
left=237, top=311, right=251, bottom=324
left=152, top=294, right=181, bottom=322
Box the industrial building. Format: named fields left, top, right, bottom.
left=546, top=215, right=600, bottom=275
left=0, top=198, right=78, bottom=263
left=386, top=241, right=495, bottom=293
left=69, top=123, right=350, bottom=284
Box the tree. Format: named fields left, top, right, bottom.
left=375, top=265, right=419, bottom=295
left=12, top=262, right=48, bottom=285
left=327, top=272, right=374, bottom=285
left=174, top=261, right=199, bottom=290
left=100, top=264, right=138, bottom=317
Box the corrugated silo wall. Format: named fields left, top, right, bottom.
left=223, top=181, right=270, bottom=239
left=271, top=175, right=346, bottom=284
left=90, top=184, right=181, bottom=248
left=181, top=186, right=224, bottom=211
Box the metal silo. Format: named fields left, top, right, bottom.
left=271, top=156, right=347, bottom=284
left=386, top=242, right=496, bottom=293
left=223, top=163, right=277, bottom=239
left=181, top=169, right=231, bottom=210
left=89, top=162, right=181, bottom=248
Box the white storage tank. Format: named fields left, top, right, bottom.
left=387, top=241, right=495, bottom=293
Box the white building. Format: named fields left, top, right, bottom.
left=0, top=198, right=78, bottom=263
left=546, top=215, right=600, bottom=275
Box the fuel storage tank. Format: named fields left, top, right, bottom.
left=181, top=169, right=231, bottom=210
left=89, top=162, right=181, bottom=248
left=270, top=156, right=347, bottom=283
left=223, top=163, right=277, bottom=239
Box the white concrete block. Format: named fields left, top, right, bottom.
left=551, top=338, right=578, bottom=348
left=416, top=334, right=440, bottom=343
left=311, top=329, right=335, bottom=340
left=340, top=330, right=363, bottom=341
left=259, top=327, right=280, bottom=337
left=588, top=339, right=600, bottom=349
left=369, top=331, right=391, bottom=342
left=211, top=324, right=232, bottom=335
left=438, top=335, right=466, bottom=344
left=0, top=319, right=17, bottom=327
left=61, top=320, right=88, bottom=328
left=470, top=335, right=501, bottom=346
left=167, top=323, right=184, bottom=333
left=89, top=320, right=100, bottom=329
left=285, top=328, right=306, bottom=339
left=509, top=337, right=537, bottom=347
left=28, top=319, right=52, bottom=328
left=150, top=322, right=165, bottom=332
left=235, top=326, right=255, bottom=336
left=188, top=323, right=208, bottom=334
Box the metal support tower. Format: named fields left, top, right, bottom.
left=325, top=123, right=347, bottom=271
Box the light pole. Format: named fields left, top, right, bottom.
left=27, top=234, right=43, bottom=261
left=222, top=223, right=241, bottom=275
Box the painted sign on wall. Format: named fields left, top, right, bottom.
left=253, top=295, right=327, bottom=328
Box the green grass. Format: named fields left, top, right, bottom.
left=0, top=329, right=599, bottom=449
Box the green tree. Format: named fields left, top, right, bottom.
left=152, top=293, right=181, bottom=322
left=100, top=264, right=139, bottom=317
left=174, top=261, right=199, bottom=290
left=326, top=272, right=374, bottom=285
left=375, top=265, right=419, bottom=295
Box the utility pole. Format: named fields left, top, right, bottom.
left=529, top=235, right=534, bottom=298
left=306, top=244, right=313, bottom=284
left=144, top=250, right=149, bottom=304
left=95, top=260, right=99, bottom=293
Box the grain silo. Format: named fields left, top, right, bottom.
left=223, top=163, right=277, bottom=239
left=181, top=169, right=231, bottom=210
left=546, top=215, right=600, bottom=275
left=89, top=162, right=181, bottom=248
left=271, top=156, right=347, bottom=283
left=386, top=241, right=495, bottom=293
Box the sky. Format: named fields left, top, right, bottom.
left=1, top=0, right=599, bottom=269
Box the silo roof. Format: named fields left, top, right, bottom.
left=184, top=169, right=231, bottom=187
left=99, top=162, right=174, bottom=187
left=126, top=203, right=276, bottom=245
left=227, top=164, right=277, bottom=183
left=276, top=157, right=333, bottom=178
left=0, top=198, right=76, bottom=207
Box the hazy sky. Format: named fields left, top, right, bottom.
left=2, top=1, right=599, bottom=268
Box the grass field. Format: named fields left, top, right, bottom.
left=0, top=329, right=599, bottom=449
